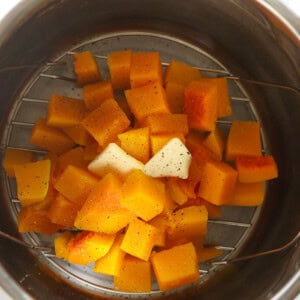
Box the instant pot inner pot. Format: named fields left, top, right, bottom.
left=0, top=1, right=299, bottom=300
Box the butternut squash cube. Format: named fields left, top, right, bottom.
left=150, top=133, right=185, bottom=155
left=121, top=170, right=165, bottom=221
left=3, top=148, right=34, bottom=177
left=114, top=255, right=152, bottom=293
left=236, top=155, right=278, bottom=183
left=198, top=160, right=238, bottom=205
left=130, top=52, right=162, bottom=88
left=165, top=81, right=185, bottom=113
left=83, top=141, right=100, bottom=161
left=148, top=214, right=171, bottom=247
left=94, top=234, right=125, bottom=276
left=196, top=246, right=222, bottom=263
left=54, top=231, right=74, bottom=259
left=144, top=113, right=188, bottom=135
left=118, top=127, right=150, bottom=163
left=184, top=80, right=218, bottom=131
left=225, top=120, right=262, bottom=161
left=54, top=165, right=98, bottom=208
left=185, top=130, right=205, bottom=154
left=203, top=126, right=225, bottom=160
left=73, top=51, right=102, bottom=86
left=30, top=119, right=75, bottom=154
left=164, top=60, right=202, bottom=86
left=120, top=218, right=158, bottom=261
left=74, top=173, right=133, bottom=234
left=82, top=98, right=130, bottom=147
left=151, top=242, right=199, bottom=291
left=166, top=177, right=188, bottom=205
left=107, top=50, right=132, bottom=90
left=46, top=94, right=86, bottom=127
left=67, top=231, right=115, bottom=265
left=125, top=82, right=170, bottom=122
left=182, top=197, right=221, bottom=218
left=14, top=159, right=51, bottom=206
left=227, top=181, right=265, bottom=206
left=48, top=193, right=80, bottom=227
left=18, top=205, right=61, bottom=234
left=62, top=124, right=92, bottom=146
left=83, top=81, right=114, bottom=110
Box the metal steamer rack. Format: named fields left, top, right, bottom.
left=0, top=33, right=299, bottom=297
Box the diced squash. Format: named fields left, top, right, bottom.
left=30, top=119, right=75, bottom=154
left=167, top=205, right=208, bottom=242
left=235, top=155, right=278, bottom=183
left=225, top=120, right=262, bottom=161
left=185, top=130, right=205, bottom=154
left=54, top=231, right=74, bottom=259
left=114, top=255, right=152, bottom=292
left=125, top=82, right=170, bottom=122
left=165, top=81, right=185, bottom=113
left=54, top=165, right=99, bottom=207
left=163, top=190, right=178, bottom=214
left=203, top=126, right=225, bottom=160
left=73, top=51, right=102, bottom=86
left=196, top=246, right=223, bottom=263
left=94, top=234, right=125, bottom=276
left=3, top=148, right=34, bottom=177
left=83, top=141, right=100, bottom=161
left=184, top=80, right=218, bottom=131
left=82, top=98, right=130, bottom=147
left=107, top=50, right=132, bottom=90
left=46, top=94, right=86, bottom=127
left=120, top=218, right=158, bottom=261
left=144, top=113, right=188, bottom=135
left=48, top=193, right=80, bottom=227
left=144, top=138, right=192, bottom=179
left=121, top=170, right=165, bottom=221
left=118, top=127, right=150, bottom=163
left=150, top=133, right=185, bottom=155
left=182, top=198, right=221, bottom=218
left=151, top=242, right=199, bottom=291
left=67, top=231, right=116, bottom=265
left=75, top=173, right=133, bottom=234
left=164, top=60, right=202, bottom=86
left=198, top=160, right=238, bottom=205
left=227, top=181, right=265, bottom=206
left=14, top=159, right=51, bottom=206
left=130, top=52, right=162, bottom=88
left=176, top=178, right=197, bottom=199
left=62, top=124, right=92, bottom=146
left=166, top=177, right=188, bottom=205
left=88, top=143, right=144, bottom=178
left=83, top=81, right=114, bottom=110
left=148, top=216, right=167, bottom=248
left=18, top=205, right=61, bottom=234
left=117, top=97, right=133, bottom=120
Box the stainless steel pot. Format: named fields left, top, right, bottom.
left=0, top=1, right=299, bottom=299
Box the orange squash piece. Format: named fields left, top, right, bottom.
left=54, top=165, right=98, bottom=208
left=164, top=60, right=202, bottom=86
left=225, top=120, right=262, bottom=161
left=227, top=181, right=265, bottom=206
left=73, top=51, right=102, bottom=86
left=150, top=133, right=185, bottom=155
left=121, top=170, right=166, bottom=221
left=67, top=231, right=116, bottom=265
left=107, top=50, right=132, bottom=90
left=165, top=81, right=185, bottom=113
left=130, top=52, right=162, bottom=88
left=166, top=177, right=188, bottom=205
left=18, top=205, right=61, bottom=235
left=82, top=98, right=130, bottom=147
left=83, top=81, right=114, bottom=110
left=30, top=119, right=75, bottom=154
left=48, top=193, right=80, bottom=227
left=125, top=82, right=170, bottom=122
left=94, top=234, right=125, bottom=276
left=3, top=148, right=34, bottom=177
left=151, top=242, right=199, bottom=291
left=198, top=160, right=238, bottom=205
left=196, top=246, right=222, bottom=263
left=74, top=173, right=133, bottom=234
left=118, top=127, right=150, bottom=163
left=235, top=155, right=278, bottom=183
left=114, top=255, right=152, bottom=292
left=120, top=218, right=158, bottom=261
left=62, top=124, right=92, bottom=146
left=184, top=80, right=218, bottom=131
left=46, top=94, right=86, bottom=127
left=14, top=159, right=51, bottom=206
left=83, top=141, right=100, bottom=161
left=144, top=113, right=188, bottom=135
left=182, top=197, right=221, bottom=218
left=54, top=231, right=74, bottom=259
left=203, top=126, right=225, bottom=160
left=185, top=130, right=205, bottom=154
